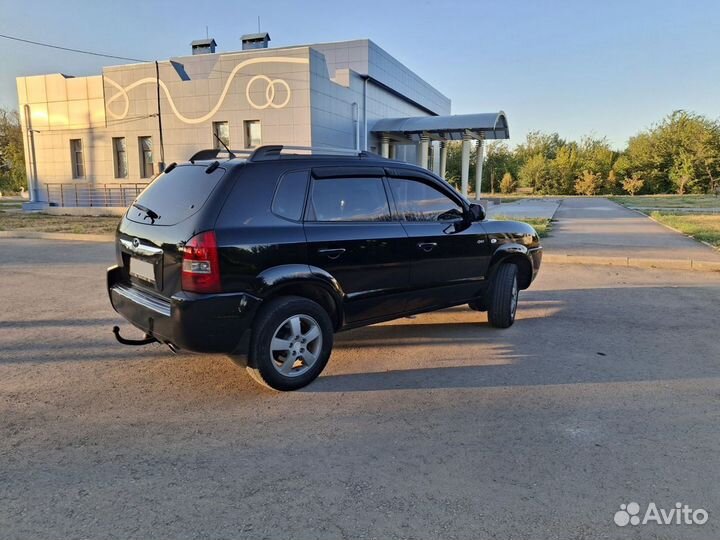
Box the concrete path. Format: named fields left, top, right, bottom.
left=543, top=198, right=720, bottom=264
left=486, top=198, right=561, bottom=219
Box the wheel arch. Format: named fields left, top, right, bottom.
left=488, top=245, right=534, bottom=290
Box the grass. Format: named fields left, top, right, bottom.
left=0, top=210, right=119, bottom=234
left=648, top=212, right=720, bottom=248
left=611, top=194, right=720, bottom=209
left=491, top=215, right=552, bottom=238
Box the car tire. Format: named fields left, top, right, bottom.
left=245, top=296, right=334, bottom=391
left=487, top=263, right=519, bottom=329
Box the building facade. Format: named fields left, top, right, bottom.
left=16, top=37, right=507, bottom=207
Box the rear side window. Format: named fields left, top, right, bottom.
left=308, top=177, right=391, bottom=222
left=127, top=165, right=225, bottom=226
left=272, top=170, right=309, bottom=221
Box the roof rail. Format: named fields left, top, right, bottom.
left=248, top=145, right=383, bottom=162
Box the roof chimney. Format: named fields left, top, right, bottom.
left=191, top=38, right=217, bottom=55
left=241, top=32, right=270, bottom=50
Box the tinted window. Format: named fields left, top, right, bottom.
left=272, top=170, right=309, bottom=221
left=127, top=164, right=225, bottom=226
left=389, top=178, right=463, bottom=222
left=309, top=178, right=391, bottom=222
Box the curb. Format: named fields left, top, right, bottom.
left=543, top=253, right=720, bottom=272
left=0, top=230, right=114, bottom=243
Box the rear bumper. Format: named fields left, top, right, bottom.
left=107, top=265, right=260, bottom=354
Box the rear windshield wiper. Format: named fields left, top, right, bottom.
left=132, top=203, right=160, bottom=223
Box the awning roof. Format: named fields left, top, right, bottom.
left=371, top=111, right=509, bottom=142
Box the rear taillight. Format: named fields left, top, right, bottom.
left=181, top=231, right=221, bottom=293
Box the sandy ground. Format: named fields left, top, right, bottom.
left=1, top=238, right=719, bottom=539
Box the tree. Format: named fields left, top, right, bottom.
left=548, top=144, right=580, bottom=194
left=0, top=108, right=26, bottom=194
left=483, top=142, right=518, bottom=194
left=518, top=154, right=550, bottom=194
left=499, top=172, right=517, bottom=194
left=622, top=173, right=644, bottom=196
left=574, top=170, right=602, bottom=195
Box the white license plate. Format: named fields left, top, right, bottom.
left=129, top=258, right=156, bottom=284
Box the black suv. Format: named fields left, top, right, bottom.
left=108, top=145, right=542, bottom=390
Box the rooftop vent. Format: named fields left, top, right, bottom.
left=191, top=38, right=217, bottom=55
left=241, top=32, right=270, bottom=50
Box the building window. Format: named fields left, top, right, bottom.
left=213, top=121, right=230, bottom=149
left=244, top=120, right=262, bottom=148
left=138, top=137, right=153, bottom=178
left=70, top=139, right=84, bottom=179
left=113, top=137, right=128, bottom=179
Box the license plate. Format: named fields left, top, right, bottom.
left=129, top=258, right=156, bottom=284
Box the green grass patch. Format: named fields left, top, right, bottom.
left=649, top=212, right=720, bottom=248
left=611, top=195, right=720, bottom=209
left=0, top=210, right=119, bottom=234
left=491, top=215, right=552, bottom=238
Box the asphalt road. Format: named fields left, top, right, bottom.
left=1, top=238, right=720, bottom=540
left=543, top=197, right=720, bottom=262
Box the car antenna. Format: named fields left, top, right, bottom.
left=212, top=133, right=236, bottom=159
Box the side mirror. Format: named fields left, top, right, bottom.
left=468, top=203, right=485, bottom=222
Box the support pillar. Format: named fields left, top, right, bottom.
left=475, top=139, right=484, bottom=200
left=418, top=136, right=430, bottom=169
left=380, top=134, right=390, bottom=158
left=439, top=141, right=447, bottom=178
left=431, top=141, right=440, bottom=175
left=461, top=134, right=472, bottom=197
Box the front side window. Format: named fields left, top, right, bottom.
left=70, top=139, right=84, bottom=179
left=138, top=136, right=153, bottom=178
left=389, top=178, right=463, bottom=222
left=244, top=120, right=262, bottom=148
left=308, top=177, right=391, bottom=222
left=213, top=121, right=230, bottom=149
left=113, top=137, right=128, bottom=179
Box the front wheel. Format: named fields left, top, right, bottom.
left=244, top=296, right=334, bottom=391
left=487, top=263, right=519, bottom=328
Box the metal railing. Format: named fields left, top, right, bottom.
left=45, top=183, right=149, bottom=208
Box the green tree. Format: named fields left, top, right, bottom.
left=548, top=144, right=580, bottom=194
left=0, top=108, right=26, bottom=194
left=518, top=154, right=550, bottom=194
left=483, top=142, right=518, bottom=194
left=622, top=173, right=645, bottom=196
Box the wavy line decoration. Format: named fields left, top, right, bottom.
left=105, top=56, right=309, bottom=124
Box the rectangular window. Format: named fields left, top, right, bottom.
left=212, top=121, right=230, bottom=149
left=70, top=139, right=84, bottom=179
left=113, top=137, right=128, bottom=179
left=308, top=177, right=391, bottom=222
left=138, top=136, right=154, bottom=178
left=244, top=120, right=262, bottom=148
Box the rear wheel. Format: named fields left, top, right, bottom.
left=245, top=296, right=333, bottom=391
left=487, top=263, right=519, bottom=328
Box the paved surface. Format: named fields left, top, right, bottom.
left=2, top=238, right=720, bottom=539
left=544, top=197, right=720, bottom=262
left=486, top=198, right=561, bottom=220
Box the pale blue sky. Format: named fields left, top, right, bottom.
left=1, top=0, right=718, bottom=149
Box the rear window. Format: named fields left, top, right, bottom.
left=127, top=164, right=225, bottom=226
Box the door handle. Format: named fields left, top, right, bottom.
left=417, top=242, right=437, bottom=252
left=318, top=248, right=346, bottom=260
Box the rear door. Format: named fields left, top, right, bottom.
left=117, top=164, right=228, bottom=298
left=386, top=173, right=490, bottom=310
left=304, top=167, right=411, bottom=324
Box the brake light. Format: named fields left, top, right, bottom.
left=181, top=231, right=221, bottom=293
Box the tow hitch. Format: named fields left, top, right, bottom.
left=112, top=325, right=158, bottom=346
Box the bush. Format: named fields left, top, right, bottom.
left=622, top=173, right=645, bottom=196
left=499, top=172, right=517, bottom=194
left=574, top=170, right=602, bottom=195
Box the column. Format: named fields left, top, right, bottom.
left=418, top=136, right=430, bottom=169
left=461, top=134, right=472, bottom=197
left=439, top=141, right=448, bottom=178
left=475, top=139, right=484, bottom=200
left=380, top=134, right=390, bottom=158
left=431, top=141, right=440, bottom=175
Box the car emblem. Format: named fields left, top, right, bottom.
left=132, top=238, right=140, bottom=249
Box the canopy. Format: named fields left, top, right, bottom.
left=371, top=111, right=509, bottom=142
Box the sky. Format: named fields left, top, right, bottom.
left=1, top=0, right=719, bottom=149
